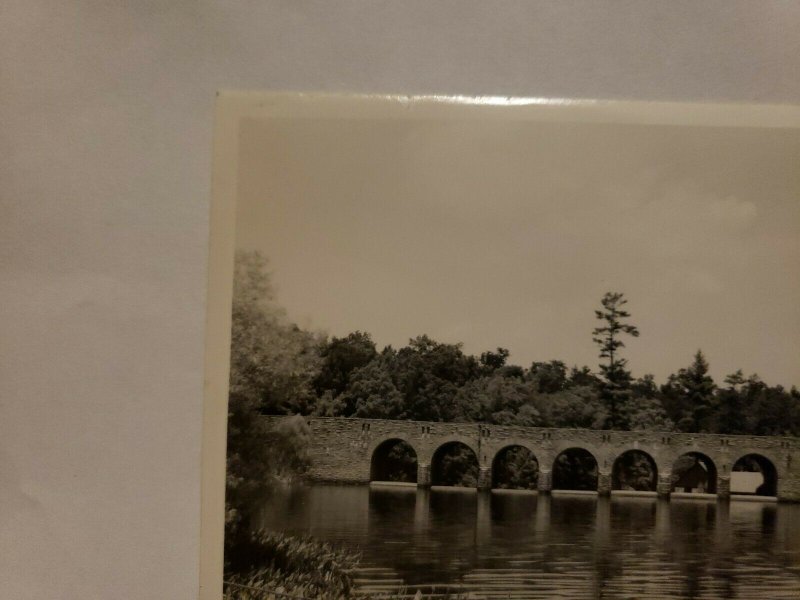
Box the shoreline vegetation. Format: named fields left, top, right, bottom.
left=224, top=530, right=469, bottom=599
left=224, top=251, right=800, bottom=597
left=224, top=530, right=359, bottom=599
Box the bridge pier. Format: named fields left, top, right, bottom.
left=417, top=463, right=431, bottom=488
left=777, top=480, right=800, bottom=502
left=716, top=475, right=731, bottom=500
left=477, top=466, right=492, bottom=491
left=657, top=473, right=672, bottom=499
left=537, top=469, right=552, bottom=494
left=597, top=471, right=612, bottom=496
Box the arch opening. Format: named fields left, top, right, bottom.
left=612, top=450, right=658, bottom=491
left=370, top=439, right=417, bottom=483
left=553, top=447, right=598, bottom=491
left=431, top=441, right=479, bottom=487
left=671, top=452, right=717, bottom=494
left=732, top=453, right=778, bottom=497
left=492, top=445, right=539, bottom=490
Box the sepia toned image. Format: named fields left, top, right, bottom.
left=205, top=94, right=800, bottom=599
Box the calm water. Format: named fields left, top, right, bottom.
left=257, top=485, right=800, bottom=599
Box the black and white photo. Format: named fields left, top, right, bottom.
left=205, top=94, right=800, bottom=599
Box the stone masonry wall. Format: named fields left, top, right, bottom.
left=261, top=416, right=800, bottom=502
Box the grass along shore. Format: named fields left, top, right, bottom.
left=224, top=530, right=470, bottom=599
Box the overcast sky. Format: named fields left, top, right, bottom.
left=236, top=115, right=800, bottom=387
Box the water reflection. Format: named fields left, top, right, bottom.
left=257, top=485, right=800, bottom=599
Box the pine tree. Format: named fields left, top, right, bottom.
left=667, top=350, right=716, bottom=432
left=714, top=369, right=747, bottom=434
left=592, top=292, right=640, bottom=429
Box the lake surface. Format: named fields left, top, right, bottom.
left=257, top=485, right=800, bottom=599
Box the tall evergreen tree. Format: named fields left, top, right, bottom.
left=592, top=292, right=640, bottom=429
left=664, top=350, right=716, bottom=432
left=714, top=370, right=747, bottom=434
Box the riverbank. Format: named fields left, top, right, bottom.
left=225, top=530, right=360, bottom=599
left=225, top=530, right=469, bottom=599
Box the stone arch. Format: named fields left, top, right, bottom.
left=491, top=444, right=539, bottom=490
left=552, top=447, right=599, bottom=491
left=731, top=452, right=779, bottom=497
left=482, top=436, right=539, bottom=467
left=671, top=451, right=717, bottom=494
left=551, top=440, right=604, bottom=465
left=430, top=440, right=480, bottom=487
left=419, top=435, right=480, bottom=466
left=369, top=436, right=418, bottom=483
left=611, top=449, right=658, bottom=491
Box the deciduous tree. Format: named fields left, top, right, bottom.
left=340, top=358, right=404, bottom=419
left=314, top=331, right=377, bottom=403
left=227, top=251, right=318, bottom=535
left=529, top=360, right=568, bottom=393
left=392, top=335, right=481, bottom=421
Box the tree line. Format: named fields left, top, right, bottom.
left=232, top=250, right=800, bottom=438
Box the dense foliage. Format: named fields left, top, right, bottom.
left=225, top=531, right=360, bottom=598
left=493, top=447, right=539, bottom=489
left=431, top=443, right=480, bottom=487
left=225, top=531, right=471, bottom=599
left=233, top=251, right=800, bottom=439
left=226, top=252, right=318, bottom=537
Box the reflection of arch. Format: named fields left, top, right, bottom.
left=732, top=453, right=778, bottom=497
left=370, top=438, right=418, bottom=483
left=612, top=449, right=658, bottom=491
left=671, top=452, right=717, bottom=494
left=492, top=445, right=539, bottom=489
left=431, top=441, right=479, bottom=487
left=552, top=447, right=598, bottom=491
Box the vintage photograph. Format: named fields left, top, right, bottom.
left=209, top=95, right=800, bottom=599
